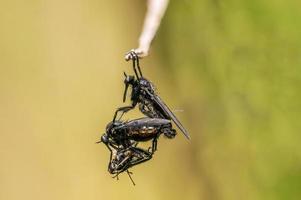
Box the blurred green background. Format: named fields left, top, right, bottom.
left=0, top=0, right=300, bottom=200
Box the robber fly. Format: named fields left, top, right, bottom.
left=113, top=51, right=190, bottom=140
left=100, top=117, right=176, bottom=154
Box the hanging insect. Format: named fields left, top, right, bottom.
left=99, top=117, right=176, bottom=154
left=113, top=51, right=190, bottom=140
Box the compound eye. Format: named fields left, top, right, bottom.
left=101, top=134, right=108, bottom=144
left=108, top=163, right=117, bottom=174
left=126, top=76, right=131, bottom=82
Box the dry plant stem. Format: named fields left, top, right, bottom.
left=125, top=0, right=169, bottom=60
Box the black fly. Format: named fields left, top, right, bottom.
left=113, top=51, right=190, bottom=140
left=99, top=117, right=176, bottom=155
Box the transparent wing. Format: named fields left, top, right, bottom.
left=151, top=94, right=190, bottom=140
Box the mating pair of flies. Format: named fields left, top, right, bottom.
left=98, top=51, right=190, bottom=185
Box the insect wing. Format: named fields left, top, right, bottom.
left=152, top=94, right=190, bottom=140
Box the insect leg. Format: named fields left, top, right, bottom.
left=163, top=128, right=177, bottom=139
left=131, top=51, right=143, bottom=78
left=107, top=145, right=116, bottom=174
left=130, top=51, right=140, bottom=79
left=150, top=137, right=158, bottom=154
left=115, top=146, right=152, bottom=174
left=126, top=170, right=136, bottom=186
left=129, top=147, right=153, bottom=165
left=113, top=106, right=135, bottom=122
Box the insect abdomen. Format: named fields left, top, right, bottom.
left=127, top=126, right=158, bottom=141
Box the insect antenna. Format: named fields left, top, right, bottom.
left=127, top=170, right=136, bottom=186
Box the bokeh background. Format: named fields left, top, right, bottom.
left=1, top=0, right=300, bottom=200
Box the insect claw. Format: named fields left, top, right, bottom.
left=124, top=49, right=135, bottom=61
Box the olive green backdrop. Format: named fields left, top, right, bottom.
left=0, top=0, right=300, bottom=200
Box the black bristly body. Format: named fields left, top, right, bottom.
left=103, top=117, right=176, bottom=153
left=118, top=117, right=175, bottom=140
left=113, top=51, right=190, bottom=140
